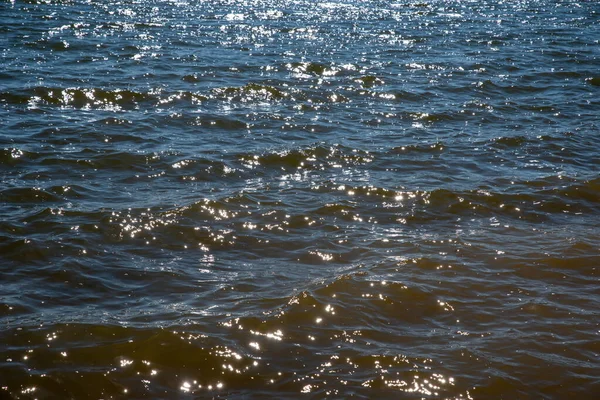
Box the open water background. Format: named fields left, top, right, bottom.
left=1, top=0, right=599, bottom=398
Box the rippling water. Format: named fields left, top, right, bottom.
left=1, top=0, right=599, bottom=398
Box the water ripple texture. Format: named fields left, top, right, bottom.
left=1, top=0, right=599, bottom=398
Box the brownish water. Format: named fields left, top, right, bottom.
left=1, top=0, right=599, bottom=398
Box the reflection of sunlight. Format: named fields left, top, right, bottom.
left=20, top=387, right=36, bottom=395
left=180, top=381, right=191, bottom=393
left=309, top=250, right=333, bottom=261
left=120, top=359, right=134, bottom=368
left=249, top=341, right=260, bottom=350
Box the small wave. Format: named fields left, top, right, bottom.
left=286, top=61, right=338, bottom=77
left=391, top=141, right=445, bottom=153
left=216, top=274, right=466, bottom=397
left=585, top=77, right=600, bottom=86
left=1, top=87, right=208, bottom=111
left=211, top=83, right=289, bottom=102
left=486, top=134, right=569, bottom=150
left=89, top=151, right=159, bottom=172
left=237, top=144, right=373, bottom=171
left=311, top=178, right=598, bottom=224
left=354, top=75, right=384, bottom=88
left=0, top=147, right=36, bottom=166
left=0, top=236, right=58, bottom=264
left=0, top=187, right=61, bottom=203
left=30, top=87, right=152, bottom=109
left=490, top=135, right=528, bottom=148
left=1, top=83, right=343, bottom=110
left=555, top=177, right=600, bottom=205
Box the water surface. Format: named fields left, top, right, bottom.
left=1, top=0, right=599, bottom=398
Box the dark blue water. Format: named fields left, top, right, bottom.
left=1, top=0, right=599, bottom=398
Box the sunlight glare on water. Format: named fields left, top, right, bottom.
left=0, top=0, right=599, bottom=398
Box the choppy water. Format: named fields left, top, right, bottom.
left=1, top=0, right=599, bottom=398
